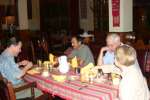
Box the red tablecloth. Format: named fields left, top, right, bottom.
left=24, top=73, right=118, bottom=100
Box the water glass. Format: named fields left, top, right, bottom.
left=75, top=68, right=80, bottom=74
left=37, top=59, right=42, bottom=67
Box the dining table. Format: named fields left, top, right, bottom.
left=24, top=68, right=119, bottom=100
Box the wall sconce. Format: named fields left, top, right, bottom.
left=5, top=16, right=15, bottom=24
left=2, top=16, right=15, bottom=30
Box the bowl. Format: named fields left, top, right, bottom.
left=52, top=74, right=66, bottom=82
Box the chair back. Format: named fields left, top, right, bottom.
left=31, top=37, right=49, bottom=62
left=0, top=73, right=16, bottom=100
left=134, top=39, right=145, bottom=49
left=30, top=41, right=36, bottom=63
left=136, top=48, right=150, bottom=74
left=0, top=73, right=50, bottom=100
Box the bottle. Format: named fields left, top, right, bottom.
left=96, top=69, right=103, bottom=78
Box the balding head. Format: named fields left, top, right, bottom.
left=106, top=33, right=121, bottom=43
left=106, top=33, right=121, bottom=52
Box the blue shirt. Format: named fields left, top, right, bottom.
left=103, top=51, right=114, bottom=65
left=0, top=50, right=23, bottom=85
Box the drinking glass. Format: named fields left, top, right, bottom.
left=37, top=59, right=42, bottom=67
left=75, top=68, right=80, bottom=74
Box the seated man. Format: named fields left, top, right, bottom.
left=96, top=45, right=150, bottom=100
left=97, top=33, right=122, bottom=66
left=68, top=35, right=95, bottom=67
left=0, top=36, right=42, bottom=99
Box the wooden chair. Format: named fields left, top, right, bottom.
left=0, top=73, right=50, bottom=100
left=30, top=41, right=36, bottom=63
left=30, top=38, right=49, bottom=62
left=134, top=39, right=145, bottom=49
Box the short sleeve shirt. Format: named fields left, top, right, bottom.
left=103, top=51, right=114, bottom=65
left=69, top=44, right=94, bottom=66
left=0, top=50, right=23, bottom=85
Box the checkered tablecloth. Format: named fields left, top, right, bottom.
left=24, top=73, right=119, bottom=100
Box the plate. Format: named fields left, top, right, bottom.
left=52, top=74, right=66, bottom=82
left=94, top=77, right=107, bottom=83
left=68, top=75, right=79, bottom=81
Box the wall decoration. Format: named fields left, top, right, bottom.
left=112, top=0, right=120, bottom=27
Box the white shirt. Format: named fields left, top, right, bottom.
left=119, top=64, right=150, bottom=100
left=101, top=63, right=150, bottom=100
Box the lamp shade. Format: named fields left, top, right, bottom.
left=5, top=16, right=15, bottom=24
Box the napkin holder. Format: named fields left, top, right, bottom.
left=58, top=56, right=70, bottom=74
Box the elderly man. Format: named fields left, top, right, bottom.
left=97, top=33, right=122, bottom=66
left=98, top=45, right=150, bottom=100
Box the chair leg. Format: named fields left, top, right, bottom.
left=31, top=87, right=35, bottom=99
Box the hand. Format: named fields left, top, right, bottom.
left=97, top=46, right=110, bottom=66
left=54, top=57, right=58, bottom=65
left=23, top=61, right=33, bottom=73
left=52, top=57, right=58, bottom=67
left=19, top=60, right=33, bottom=70
left=26, top=62, right=33, bottom=69
left=17, top=61, right=33, bottom=78
left=100, top=46, right=109, bottom=53
left=18, top=60, right=30, bottom=66
left=77, top=57, right=84, bottom=67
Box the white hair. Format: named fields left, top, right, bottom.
left=106, top=33, right=120, bottom=43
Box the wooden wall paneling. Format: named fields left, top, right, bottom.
left=68, top=0, right=79, bottom=34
